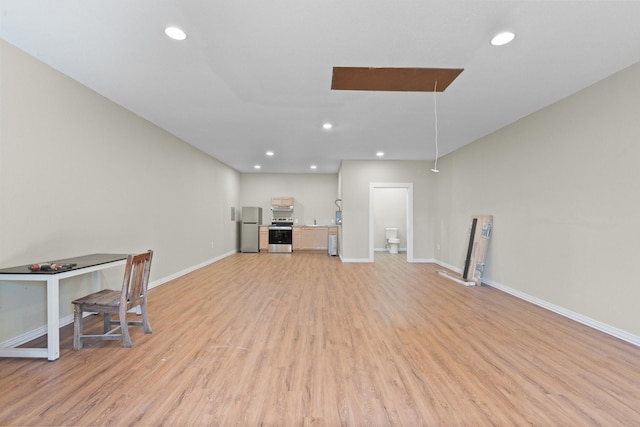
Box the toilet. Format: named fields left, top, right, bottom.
left=385, top=228, right=400, bottom=254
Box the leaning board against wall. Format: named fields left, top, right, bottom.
left=438, top=215, right=493, bottom=286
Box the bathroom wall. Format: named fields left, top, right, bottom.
left=372, top=187, right=407, bottom=250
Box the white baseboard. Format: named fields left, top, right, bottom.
left=0, top=311, right=105, bottom=349
left=147, top=249, right=237, bottom=290
left=342, top=256, right=434, bottom=263
left=340, top=257, right=373, bottom=263
left=412, top=258, right=437, bottom=264
left=482, top=277, right=640, bottom=347
left=432, top=259, right=640, bottom=347
left=433, top=259, right=462, bottom=273
left=0, top=250, right=238, bottom=350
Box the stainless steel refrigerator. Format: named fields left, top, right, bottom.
left=241, top=207, right=262, bottom=253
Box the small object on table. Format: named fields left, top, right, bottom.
left=28, top=263, right=77, bottom=271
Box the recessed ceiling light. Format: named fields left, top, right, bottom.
left=254, top=164, right=261, bottom=169
left=491, top=31, right=515, bottom=46
left=322, top=123, right=332, bottom=130
left=266, top=151, right=274, bottom=157
left=376, top=151, right=384, bottom=157
left=165, top=26, right=187, bottom=41
left=310, top=165, right=317, bottom=170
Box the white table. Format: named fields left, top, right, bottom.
left=0, top=253, right=128, bottom=361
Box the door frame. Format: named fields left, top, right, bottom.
left=369, top=183, right=414, bottom=262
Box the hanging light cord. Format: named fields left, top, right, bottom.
left=432, top=80, right=440, bottom=172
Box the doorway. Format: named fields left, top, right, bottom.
left=369, top=183, right=414, bottom=262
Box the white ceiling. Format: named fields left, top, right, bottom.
left=2, top=1, right=640, bottom=174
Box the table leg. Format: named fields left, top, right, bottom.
left=46, top=276, right=60, bottom=361
left=92, top=270, right=100, bottom=292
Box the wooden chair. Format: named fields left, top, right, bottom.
left=72, top=250, right=154, bottom=349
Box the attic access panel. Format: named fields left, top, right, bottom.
left=331, top=67, right=463, bottom=92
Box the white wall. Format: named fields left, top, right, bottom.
left=434, top=62, right=640, bottom=338
left=239, top=174, right=339, bottom=225
left=0, top=40, right=240, bottom=342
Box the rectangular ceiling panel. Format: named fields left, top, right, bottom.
left=331, top=67, right=463, bottom=92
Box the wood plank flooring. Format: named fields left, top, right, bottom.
left=1, top=252, right=639, bottom=426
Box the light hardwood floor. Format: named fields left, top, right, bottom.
left=1, top=252, right=639, bottom=426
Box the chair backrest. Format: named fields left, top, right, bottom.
left=120, top=250, right=154, bottom=309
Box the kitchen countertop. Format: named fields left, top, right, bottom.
left=261, top=224, right=338, bottom=227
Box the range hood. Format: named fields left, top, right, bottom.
left=271, top=206, right=293, bottom=213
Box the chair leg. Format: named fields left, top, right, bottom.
left=120, top=308, right=133, bottom=348
left=141, top=300, right=152, bottom=334
left=104, top=313, right=112, bottom=333
left=73, top=305, right=83, bottom=350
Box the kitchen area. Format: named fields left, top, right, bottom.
left=241, top=197, right=339, bottom=255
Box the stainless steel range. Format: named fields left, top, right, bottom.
left=269, top=217, right=293, bottom=253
